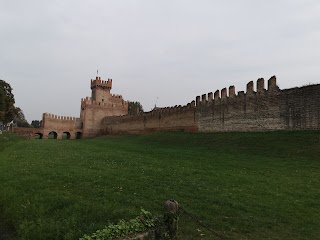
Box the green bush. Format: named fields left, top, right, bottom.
left=81, top=209, right=156, bottom=240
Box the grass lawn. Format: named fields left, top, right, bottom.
left=0, top=131, right=319, bottom=239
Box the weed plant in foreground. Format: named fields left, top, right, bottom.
left=0, top=131, right=319, bottom=239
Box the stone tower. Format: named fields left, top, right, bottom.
left=80, top=76, right=128, bottom=138
left=91, top=76, right=112, bottom=102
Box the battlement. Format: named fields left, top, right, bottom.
left=40, top=112, right=83, bottom=136
left=101, top=99, right=198, bottom=134
left=81, top=96, right=128, bottom=108
left=91, top=76, right=112, bottom=90
left=81, top=96, right=92, bottom=104
left=195, top=76, right=280, bottom=106
left=42, top=112, right=80, bottom=121
left=105, top=100, right=196, bottom=123
left=111, top=94, right=122, bottom=99
left=111, top=94, right=127, bottom=104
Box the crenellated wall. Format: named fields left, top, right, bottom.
left=196, top=76, right=285, bottom=131
left=102, top=76, right=320, bottom=134
left=14, top=75, right=319, bottom=139
left=90, top=77, right=112, bottom=90
left=14, top=113, right=83, bottom=139
left=196, top=76, right=320, bottom=131
left=80, top=96, right=127, bottom=109
left=197, top=77, right=284, bottom=132
left=102, top=101, right=197, bottom=134
left=40, top=113, right=82, bottom=139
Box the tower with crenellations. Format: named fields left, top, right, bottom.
left=80, top=76, right=128, bottom=138
left=91, top=76, right=113, bottom=102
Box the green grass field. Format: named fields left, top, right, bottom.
left=0, top=131, right=319, bottom=240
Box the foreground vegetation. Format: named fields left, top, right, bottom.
left=0, top=131, right=319, bottom=239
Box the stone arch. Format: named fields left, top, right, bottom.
left=75, top=132, right=82, bottom=139
left=48, top=131, right=58, bottom=139
left=35, top=133, right=43, bottom=139
left=62, top=132, right=71, bottom=139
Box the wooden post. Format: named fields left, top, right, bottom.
left=164, top=199, right=179, bottom=239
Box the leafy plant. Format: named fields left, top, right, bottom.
left=80, top=209, right=156, bottom=240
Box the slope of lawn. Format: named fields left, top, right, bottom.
left=0, top=131, right=319, bottom=239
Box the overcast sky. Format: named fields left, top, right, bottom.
left=1, top=0, right=320, bottom=122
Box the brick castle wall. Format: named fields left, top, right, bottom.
left=280, top=84, right=320, bottom=130
left=41, top=113, right=82, bottom=139
left=13, top=75, right=320, bottom=139
left=102, top=102, right=197, bottom=134
left=13, top=127, right=42, bottom=138
left=80, top=101, right=127, bottom=138
left=196, top=76, right=284, bottom=131
left=102, top=76, right=320, bottom=134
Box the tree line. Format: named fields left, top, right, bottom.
left=0, top=79, right=40, bottom=128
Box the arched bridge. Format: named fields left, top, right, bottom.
left=13, top=127, right=82, bottom=139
